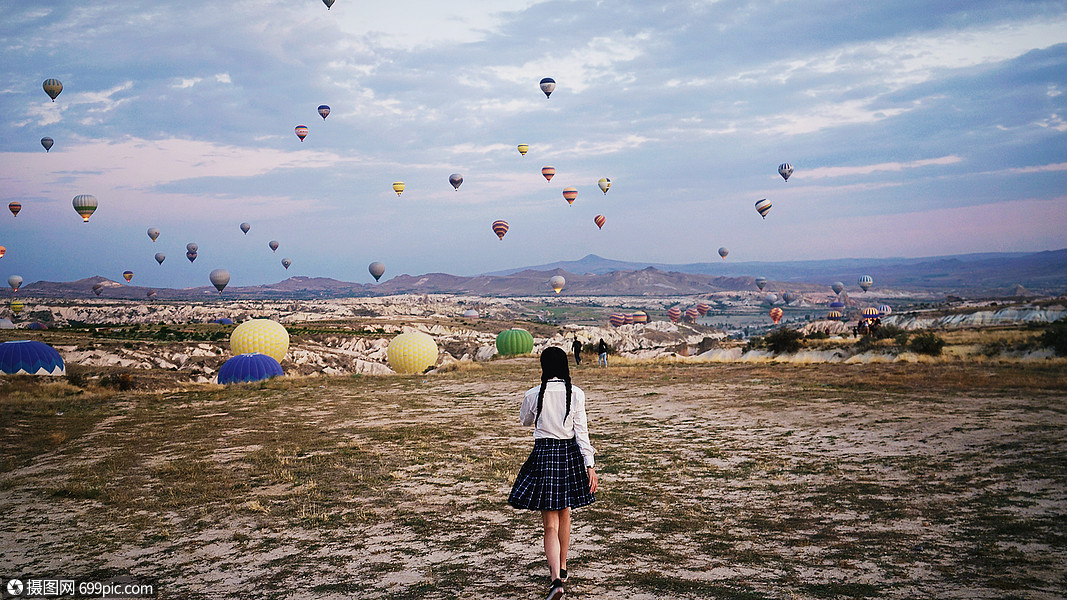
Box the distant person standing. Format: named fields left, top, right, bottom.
left=509, top=347, right=597, bottom=600
left=597, top=338, right=608, bottom=367
left=571, top=337, right=582, bottom=366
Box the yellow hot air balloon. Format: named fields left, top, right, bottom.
left=393, top=181, right=405, bottom=196
left=10, top=300, right=24, bottom=314
left=387, top=331, right=439, bottom=374
left=230, top=319, right=290, bottom=362
left=517, top=144, right=529, bottom=156
left=43, top=79, right=63, bottom=101
left=598, top=178, right=611, bottom=194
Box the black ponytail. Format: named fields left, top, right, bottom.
left=534, top=346, right=572, bottom=425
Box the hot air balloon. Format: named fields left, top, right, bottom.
left=492, top=220, right=509, bottom=240
left=154, top=252, right=165, bottom=265
left=186, top=251, right=198, bottom=263
left=210, top=269, right=230, bottom=292
left=213, top=318, right=234, bottom=325
left=878, top=304, right=891, bottom=316
left=72, top=195, right=98, bottom=222
left=827, top=310, right=843, bottom=321
left=269, top=240, right=279, bottom=252
left=9, top=202, right=21, bottom=217
left=147, top=227, right=160, bottom=241
left=667, top=306, right=681, bottom=323
left=594, top=214, right=606, bottom=229
left=609, top=313, right=626, bottom=328
left=281, top=258, right=291, bottom=270
left=449, top=173, right=463, bottom=190
left=295, top=125, right=308, bottom=141
left=858, top=275, right=873, bottom=292
left=685, top=307, right=699, bottom=321
left=598, top=178, right=611, bottom=194
left=764, top=293, right=779, bottom=305
left=517, top=144, right=528, bottom=156
left=122, top=271, right=133, bottom=283
left=778, top=163, right=793, bottom=181
left=832, top=282, right=845, bottom=295
left=0, top=247, right=5, bottom=259
left=539, top=77, right=556, bottom=98
left=240, top=222, right=250, bottom=234
left=696, top=302, right=709, bottom=316
left=624, top=313, right=635, bottom=325
left=562, top=187, right=578, bottom=205
left=8, top=275, right=22, bottom=293
left=755, top=277, right=768, bottom=291
left=541, top=166, right=555, bottom=181
left=92, top=283, right=103, bottom=296
left=369, top=261, right=385, bottom=281
left=230, top=319, right=290, bottom=362
left=496, top=328, right=534, bottom=356
left=42, top=79, right=63, bottom=101
left=218, top=353, right=284, bottom=385
left=0, top=340, right=64, bottom=376
left=631, top=311, right=648, bottom=324
left=862, top=307, right=879, bottom=319
left=387, top=331, right=439, bottom=374
left=829, top=300, right=845, bottom=310
left=769, top=307, right=784, bottom=324
left=322, top=0, right=335, bottom=8
left=41, top=137, right=54, bottom=152
left=755, top=198, right=772, bottom=219
left=318, top=105, right=330, bottom=119
left=147, top=290, right=157, bottom=299
left=718, top=247, right=729, bottom=260
left=10, top=301, right=24, bottom=314
left=462, top=309, right=479, bottom=318
left=187, top=242, right=198, bottom=254
left=782, top=291, right=797, bottom=305
left=392, top=181, right=405, bottom=196
left=549, top=275, right=565, bottom=294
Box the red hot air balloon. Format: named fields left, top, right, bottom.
left=541, top=166, right=555, bottom=181
left=667, top=306, right=681, bottom=323
left=492, top=220, right=509, bottom=240
left=769, top=307, right=784, bottom=324
left=562, top=187, right=578, bottom=205
left=594, top=215, right=606, bottom=229
left=295, top=125, right=308, bottom=141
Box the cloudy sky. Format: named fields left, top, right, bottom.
left=1, top=0, right=1065, bottom=289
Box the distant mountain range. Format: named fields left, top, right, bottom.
left=17, top=249, right=1067, bottom=300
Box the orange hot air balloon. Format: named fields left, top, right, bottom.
left=594, top=215, right=605, bottom=229
left=492, top=220, right=509, bottom=240
left=562, top=187, right=578, bottom=205
left=769, top=307, right=784, bottom=324
left=295, top=125, right=308, bottom=141
left=0, top=247, right=5, bottom=259
left=541, top=166, right=555, bottom=181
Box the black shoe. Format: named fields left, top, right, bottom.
left=546, top=578, right=564, bottom=600
left=560, top=569, right=568, bottom=583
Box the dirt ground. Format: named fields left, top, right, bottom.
left=1, top=360, right=1065, bottom=599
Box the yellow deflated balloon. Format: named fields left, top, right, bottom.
left=387, top=331, right=439, bottom=374
left=230, top=319, right=290, bottom=362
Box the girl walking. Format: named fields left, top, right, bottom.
left=509, top=347, right=598, bottom=599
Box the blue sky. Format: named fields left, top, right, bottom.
left=1, top=0, right=1065, bottom=289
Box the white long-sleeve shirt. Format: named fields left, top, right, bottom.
left=519, top=379, right=596, bottom=468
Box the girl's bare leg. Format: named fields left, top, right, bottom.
left=541, top=510, right=562, bottom=580
left=558, top=508, right=571, bottom=573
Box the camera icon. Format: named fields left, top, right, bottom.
left=6, top=579, right=24, bottom=596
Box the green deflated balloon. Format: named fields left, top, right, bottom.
left=496, top=328, right=534, bottom=356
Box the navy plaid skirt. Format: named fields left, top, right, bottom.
left=509, top=437, right=595, bottom=511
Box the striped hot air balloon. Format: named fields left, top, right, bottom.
left=42, top=79, right=63, bottom=101
left=517, top=144, right=528, bottom=156
left=608, top=313, right=626, bottom=327
left=685, top=307, right=699, bottom=321
left=667, top=306, right=681, bottom=323
left=218, top=353, right=284, bottom=385
left=624, top=313, right=634, bottom=325
left=878, top=304, right=891, bottom=316
left=696, top=302, right=709, bottom=316
left=295, top=125, right=308, bottom=141
left=769, top=307, right=784, bottom=324
left=72, top=195, right=98, bottom=222
left=631, top=311, right=648, bottom=324
left=827, top=310, right=843, bottom=321
left=598, top=178, right=611, bottom=194
left=122, top=270, right=133, bottom=283
left=392, top=181, right=405, bottom=196
left=862, top=307, right=879, bottom=319
left=594, top=215, right=606, bottom=229
left=496, top=329, right=534, bottom=356
left=492, top=220, right=509, bottom=240
left=539, top=77, right=556, bottom=98
left=318, top=105, right=330, bottom=119
left=755, top=198, right=772, bottom=219
left=562, top=187, right=578, bottom=205
left=778, top=163, right=793, bottom=181
left=858, top=275, right=873, bottom=292
left=9, top=202, right=21, bottom=217
left=541, top=166, right=555, bottom=181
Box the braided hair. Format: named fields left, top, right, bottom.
left=535, top=346, right=572, bottom=426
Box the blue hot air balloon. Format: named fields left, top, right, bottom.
left=0, top=340, right=65, bottom=375
left=217, top=353, right=284, bottom=385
